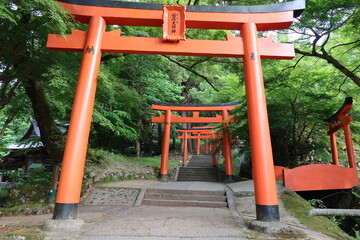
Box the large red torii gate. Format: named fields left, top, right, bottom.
left=47, top=0, right=305, bottom=222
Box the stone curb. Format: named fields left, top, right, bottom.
left=224, top=185, right=247, bottom=228
left=134, top=187, right=147, bottom=207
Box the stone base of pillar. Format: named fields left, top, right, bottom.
left=224, top=175, right=236, bottom=182
left=160, top=174, right=168, bottom=182
left=42, top=218, right=84, bottom=232
left=249, top=220, right=296, bottom=235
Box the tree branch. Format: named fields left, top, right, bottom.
left=278, top=55, right=305, bottom=76
left=329, top=39, right=360, bottom=54
left=295, top=48, right=360, bottom=87
left=0, top=113, right=16, bottom=140
left=163, top=55, right=219, bottom=92
left=0, top=79, right=21, bottom=109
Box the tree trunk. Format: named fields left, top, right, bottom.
left=0, top=114, right=16, bottom=140
left=136, top=141, right=141, bottom=158
left=136, top=120, right=142, bottom=158
left=24, top=79, right=64, bottom=165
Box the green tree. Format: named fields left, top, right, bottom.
left=291, top=0, right=360, bottom=86
left=0, top=0, right=72, bottom=164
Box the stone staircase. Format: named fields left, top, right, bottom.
left=177, top=167, right=218, bottom=182
left=177, top=155, right=219, bottom=182
left=142, top=188, right=227, bottom=208
left=142, top=155, right=227, bottom=208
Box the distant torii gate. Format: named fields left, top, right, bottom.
left=149, top=100, right=241, bottom=181
left=176, top=127, right=220, bottom=167
left=178, top=127, right=215, bottom=155
left=47, top=0, right=305, bottom=222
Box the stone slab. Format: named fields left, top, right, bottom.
left=83, top=188, right=139, bottom=206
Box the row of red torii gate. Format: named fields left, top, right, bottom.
left=148, top=99, right=242, bottom=180
left=45, top=0, right=357, bottom=224
left=148, top=97, right=358, bottom=193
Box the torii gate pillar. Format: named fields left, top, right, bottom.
left=54, top=16, right=105, bottom=219
left=241, top=22, right=279, bottom=221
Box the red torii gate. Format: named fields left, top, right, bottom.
left=149, top=100, right=241, bottom=181
left=47, top=0, right=305, bottom=222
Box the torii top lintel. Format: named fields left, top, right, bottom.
left=55, top=0, right=305, bottom=31
left=148, top=100, right=242, bottom=124
left=48, top=0, right=305, bottom=59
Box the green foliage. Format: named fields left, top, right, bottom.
left=21, top=167, right=52, bottom=186
left=86, top=148, right=179, bottom=168
left=308, top=198, right=327, bottom=209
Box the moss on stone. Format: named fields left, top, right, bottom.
left=281, top=190, right=354, bottom=240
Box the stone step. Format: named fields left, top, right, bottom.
left=177, top=173, right=217, bottom=177
left=144, top=193, right=227, bottom=202
left=142, top=199, right=228, bottom=208
left=177, top=174, right=217, bottom=178
left=180, top=168, right=217, bottom=172
left=177, top=179, right=218, bottom=182
left=186, top=162, right=212, bottom=168
left=146, top=188, right=225, bottom=196
left=177, top=176, right=218, bottom=179
left=178, top=173, right=217, bottom=177
left=177, top=175, right=218, bottom=179
left=179, top=170, right=217, bottom=173
left=178, top=167, right=218, bottom=182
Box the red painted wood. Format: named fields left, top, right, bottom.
left=55, top=2, right=295, bottom=31
left=48, top=30, right=294, bottom=59
left=152, top=114, right=237, bottom=123
left=274, top=166, right=288, bottom=180
left=284, top=164, right=359, bottom=191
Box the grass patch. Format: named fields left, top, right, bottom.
left=0, top=188, right=9, bottom=195
left=5, top=227, right=45, bottom=240
left=281, top=191, right=353, bottom=240
left=125, top=156, right=179, bottom=168
left=87, top=148, right=180, bottom=168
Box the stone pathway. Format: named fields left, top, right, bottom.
left=1, top=179, right=340, bottom=240
left=77, top=206, right=247, bottom=240
left=83, top=187, right=140, bottom=206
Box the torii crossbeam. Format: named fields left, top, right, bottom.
left=47, top=0, right=305, bottom=222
